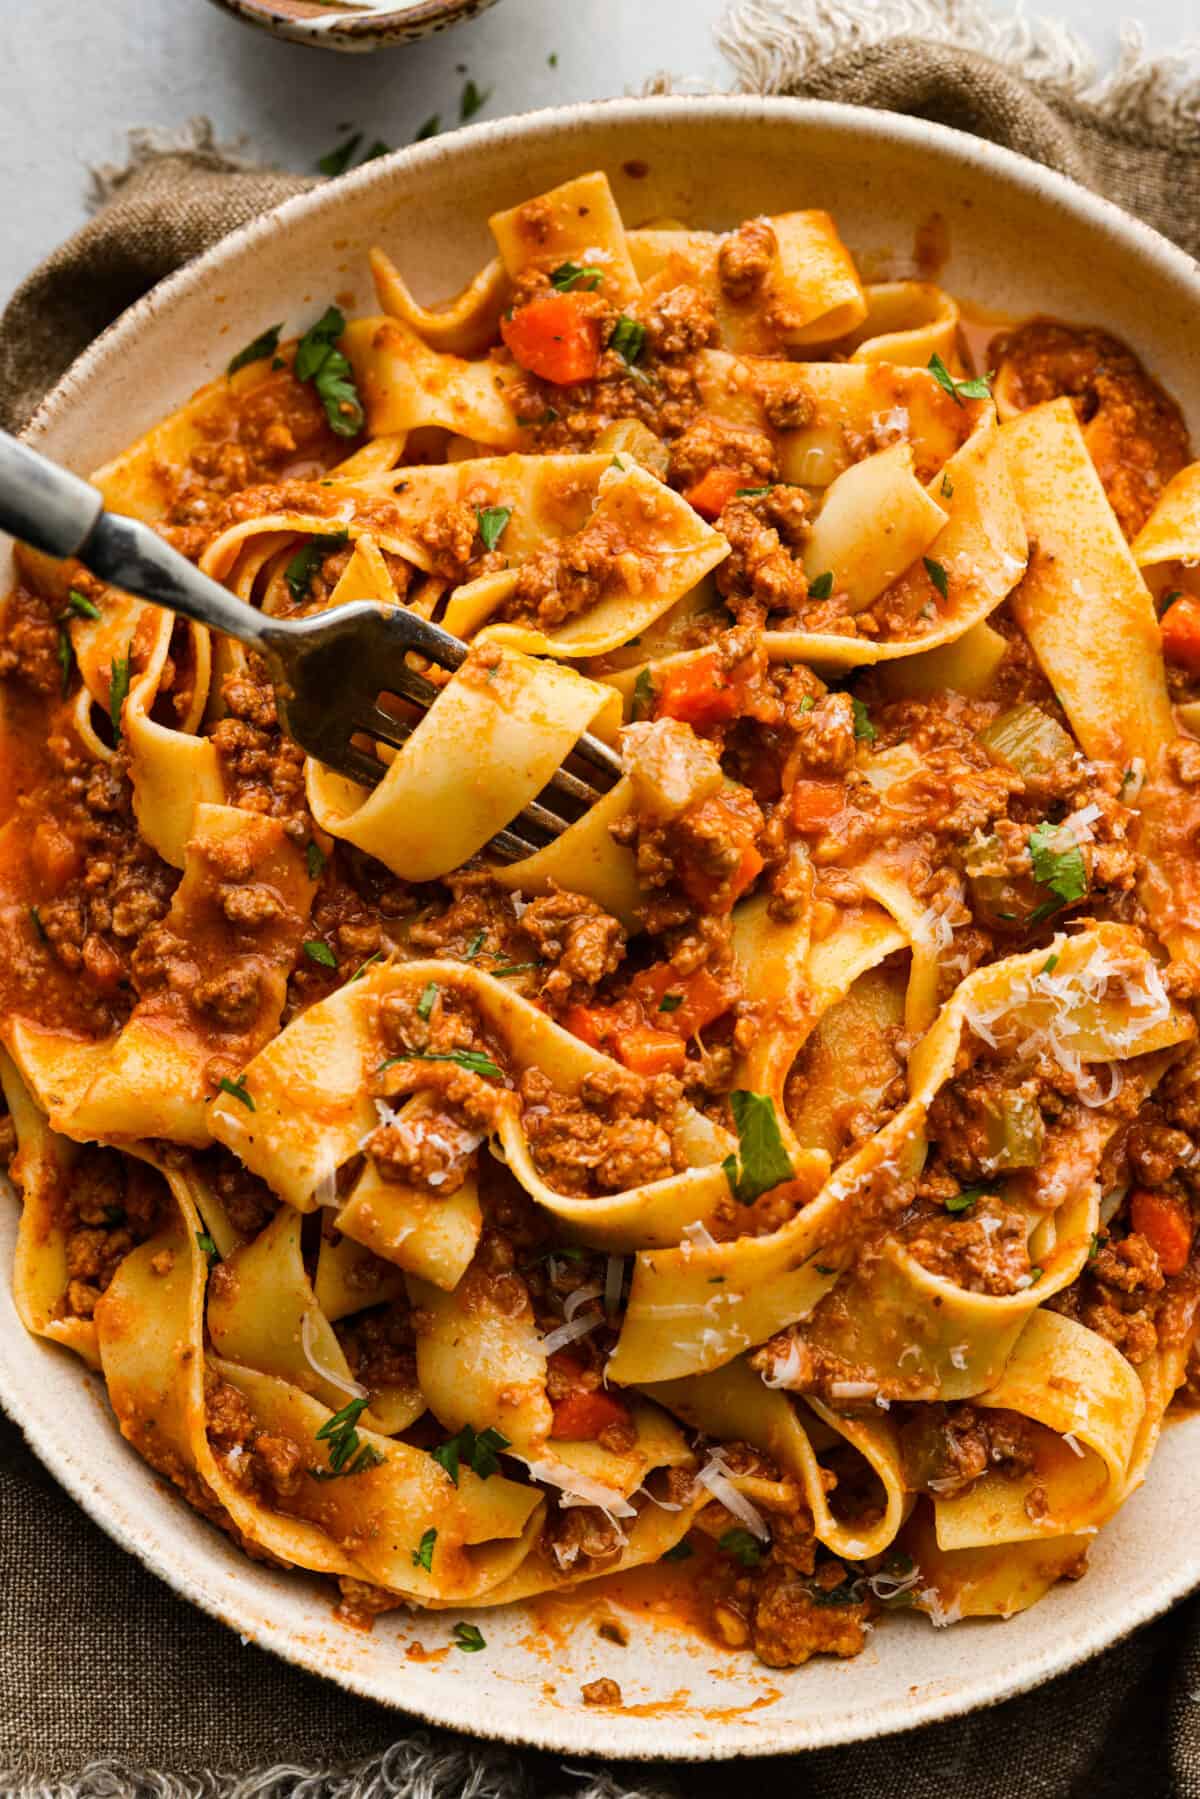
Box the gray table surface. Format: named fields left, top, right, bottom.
left=1, top=0, right=1186, bottom=305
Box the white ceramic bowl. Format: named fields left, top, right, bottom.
left=6, top=96, right=1200, bottom=1760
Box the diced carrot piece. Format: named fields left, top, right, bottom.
left=1130, top=1188, right=1194, bottom=1276
left=563, top=1003, right=619, bottom=1052
left=500, top=293, right=601, bottom=385
left=1160, top=595, right=1200, bottom=673
left=550, top=1387, right=631, bottom=1441
left=618, top=1026, right=689, bottom=1076
left=683, top=467, right=744, bottom=520
left=654, top=650, right=740, bottom=732
left=790, top=777, right=845, bottom=834
left=630, top=962, right=730, bottom=1036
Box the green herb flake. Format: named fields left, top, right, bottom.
left=412, top=1527, right=437, bottom=1572
left=549, top=261, right=603, bottom=293
left=195, top=1230, right=220, bottom=1268
left=460, top=79, right=491, bottom=122
left=29, top=905, right=46, bottom=943
left=722, top=1090, right=794, bottom=1206
left=1088, top=1232, right=1102, bottom=1262
left=807, top=570, right=834, bottom=600
left=851, top=697, right=876, bottom=743
left=317, top=133, right=362, bottom=178
left=311, top=1397, right=384, bottom=1481
left=927, top=353, right=994, bottom=406
left=414, top=115, right=441, bottom=142
left=547, top=51, right=558, bottom=67
left=516, top=407, right=560, bottom=427
left=1040, top=952, right=1060, bottom=975
left=303, top=940, right=337, bottom=969
left=1027, top=1265, right=1044, bottom=1284
left=109, top=651, right=132, bottom=739
left=798, top=694, right=815, bottom=715
left=306, top=840, right=326, bottom=881
left=662, top=1539, right=694, bottom=1562
left=294, top=306, right=364, bottom=437
left=417, top=981, right=439, bottom=1022
left=923, top=556, right=949, bottom=600
left=379, top=1049, right=504, bottom=1082
left=490, top=962, right=542, bottom=977
left=719, top=1527, right=767, bottom=1568
left=812, top=1580, right=861, bottom=1608
left=216, top=1074, right=255, bottom=1112
left=476, top=505, right=512, bottom=553
left=362, top=140, right=391, bottom=163
left=945, top=1187, right=988, bottom=1215
left=631, top=666, right=655, bottom=721
left=284, top=532, right=349, bottom=602
left=350, top=950, right=384, bottom=982
left=66, top=588, right=101, bottom=621
left=658, top=992, right=684, bottom=1013
left=814, top=1263, right=837, bottom=1276
left=610, top=315, right=646, bottom=366
left=1160, top=590, right=1184, bottom=616
left=1028, top=819, right=1088, bottom=906
left=226, top=323, right=283, bottom=376
left=736, top=484, right=773, bottom=497
left=465, top=929, right=486, bottom=960
left=941, top=473, right=954, bottom=499
left=431, top=1423, right=511, bottom=1487
left=452, top=1622, right=486, bottom=1653
left=56, top=628, right=74, bottom=697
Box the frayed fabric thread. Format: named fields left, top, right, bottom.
left=716, top=0, right=1200, bottom=130
left=0, top=1745, right=682, bottom=1799
left=88, top=117, right=270, bottom=211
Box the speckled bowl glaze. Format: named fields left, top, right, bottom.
left=206, top=0, right=504, bottom=53
left=5, top=97, right=1200, bottom=1759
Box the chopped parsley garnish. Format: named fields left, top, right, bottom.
left=66, top=589, right=101, bottom=621
left=491, top=962, right=542, bottom=977
left=631, top=667, right=655, bottom=721
left=465, top=929, right=486, bottom=959
left=195, top=1230, right=220, bottom=1267
left=923, top=556, right=949, bottom=600
left=414, top=115, right=441, bottom=141
left=927, top=353, right=993, bottom=405
left=431, top=1423, right=511, bottom=1487
left=216, top=1074, right=255, bottom=1112
left=547, top=50, right=558, bottom=66
left=1088, top=1232, right=1102, bottom=1261
left=945, top=1187, right=987, bottom=1214
left=798, top=694, right=815, bottom=715
left=549, top=262, right=603, bottom=293
left=452, top=1622, right=486, bottom=1653
left=940, top=473, right=954, bottom=499
left=662, top=1539, right=694, bottom=1562
left=737, top=484, right=773, bottom=497
left=379, top=1048, right=504, bottom=1082
left=350, top=950, right=384, bottom=982
left=812, top=1580, right=860, bottom=1607
left=460, top=79, right=491, bottom=122
left=303, top=940, right=337, bottom=969
left=284, top=532, right=349, bottom=602
left=317, top=133, right=362, bottom=178
left=807, top=570, right=834, bottom=600
left=814, top=1263, right=837, bottom=1275
left=658, top=992, right=683, bottom=1013
left=1159, top=590, right=1184, bottom=616
left=306, top=840, right=326, bottom=881
left=310, top=1396, right=384, bottom=1480
left=516, top=408, right=560, bottom=427
left=412, top=1527, right=437, bottom=1572
left=1027, top=1265, right=1044, bottom=1283
left=719, top=1528, right=767, bottom=1568
left=29, top=905, right=46, bottom=943
left=476, top=505, right=512, bottom=552
left=56, top=628, right=74, bottom=696
left=722, top=1090, right=794, bottom=1206
left=1029, top=819, right=1087, bottom=906
left=851, top=697, right=876, bottom=742
left=109, top=651, right=132, bottom=739
left=362, top=140, right=390, bottom=163
left=226, top=323, right=283, bottom=376
left=417, top=981, right=439, bottom=1021
left=610, top=315, right=646, bottom=366
left=294, top=306, right=364, bottom=437
left=1040, top=952, right=1060, bottom=975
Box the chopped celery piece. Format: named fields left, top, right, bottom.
left=593, top=419, right=670, bottom=480
left=979, top=704, right=1076, bottom=781
left=979, top=1091, right=1045, bottom=1169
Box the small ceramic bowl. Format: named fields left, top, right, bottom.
left=207, top=0, right=504, bottom=53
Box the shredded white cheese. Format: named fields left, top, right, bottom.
left=694, top=1451, right=770, bottom=1541
left=300, top=1310, right=367, bottom=1402
left=540, top=1312, right=602, bottom=1356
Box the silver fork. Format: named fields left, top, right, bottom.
left=0, top=431, right=621, bottom=861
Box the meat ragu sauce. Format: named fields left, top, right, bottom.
left=3, top=173, right=1200, bottom=1684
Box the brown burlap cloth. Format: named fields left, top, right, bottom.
left=4, top=7, right=1200, bottom=1794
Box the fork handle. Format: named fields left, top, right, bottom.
left=0, top=429, right=270, bottom=650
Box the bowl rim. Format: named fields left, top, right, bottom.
left=12, top=91, right=1200, bottom=1758
left=208, top=0, right=500, bottom=45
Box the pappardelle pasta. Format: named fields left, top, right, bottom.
left=4, top=170, right=1200, bottom=1677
